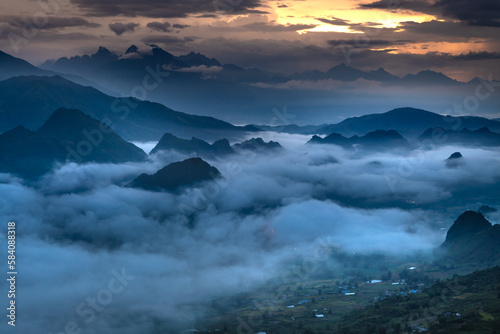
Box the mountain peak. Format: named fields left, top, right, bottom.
left=129, top=157, right=220, bottom=191
left=38, top=108, right=98, bottom=135
left=447, top=152, right=463, bottom=160
left=125, top=45, right=138, bottom=54
left=443, top=211, right=491, bottom=245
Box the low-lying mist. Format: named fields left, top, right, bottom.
left=1, top=133, right=499, bottom=333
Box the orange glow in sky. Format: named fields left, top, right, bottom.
left=271, top=0, right=437, bottom=33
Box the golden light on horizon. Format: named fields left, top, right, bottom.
left=271, top=0, right=437, bottom=33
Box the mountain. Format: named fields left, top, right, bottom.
left=439, top=211, right=500, bottom=263
left=0, top=75, right=253, bottom=141
left=447, top=152, right=463, bottom=160
left=233, top=137, right=283, bottom=151
left=253, top=124, right=327, bottom=135
left=401, top=70, right=461, bottom=86
left=309, top=129, right=411, bottom=150
left=445, top=151, right=464, bottom=168
left=478, top=205, right=498, bottom=215
left=291, top=64, right=400, bottom=83
left=177, top=51, right=221, bottom=67
left=316, top=107, right=500, bottom=138
left=325, top=63, right=365, bottom=81
left=150, top=133, right=234, bottom=158
left=418, top=127, right=500, bottom=147
left=128, top=157, right=220, bottom=191
left=0, top=50, right=52, bottom=80
left=0, top=108, right=146, bottom=179
left=41, top=46, right=120, bottom=75
left=363, top=67, right=400, bottom=82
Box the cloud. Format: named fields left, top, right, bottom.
left=172, top=23, right=191, bottom=29
left=108, top=22, right=140, bottom=35
left=359, top=0, right=440, bottom=15
left=327, top=39, right=413, bottom=48
left=238, top=21, right=317, bottom=32
left=0, top=15, right=101, bottom=29
left=1, top=135, right=500, bottom=333
left=361, top=0, right=500, bottom=27
left=436, top=0, right=500, bottom=27
left=70, top=0, right=265, bottom=18
left=146, top=21, right=172, bottom=32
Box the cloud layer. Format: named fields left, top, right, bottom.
left=1, top=134, right=499, bottom=332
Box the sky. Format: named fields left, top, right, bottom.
left=1, top=0, right=500, bottom=81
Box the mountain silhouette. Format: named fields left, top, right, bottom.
left=316, top=107, right=500, bottom=138
left=309, top=129, right=411, bottom=150
left=418, top=127, right=500, bottom=147
left=150, top=133, right=234, bottom=158
left=128, top=157, right=220, bottom=191
left=439, top=211, right=500, bottom=263
left=0, top=75, right=252, bottom=141
left=0, top=108, right=146, bottom=179
left=233, top=137, right=283, bottom=151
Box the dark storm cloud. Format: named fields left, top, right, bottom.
left=108, top=22, right=140, bottom=35
left=0, top=15, right=101, bottom=29
left=359, top=0, right=440, bottom=15
left=361, top=0, right=500, bottom=27
left=146, top=21, right=172, bottom=32
left=449, top=51, right=500, bottom=61
left=399, top=20, right=500, bottom=40
left=436, top=0, right=500, bottom=27
left=69, top=0, right=265, bottom=18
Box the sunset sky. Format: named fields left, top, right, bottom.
left=1, top=0, right=499, bottom=81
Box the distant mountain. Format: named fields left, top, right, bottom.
left=439, top=211, right=500, bottom=263
left=325, top=63, right=364, bottom=81
left=150, top=133, right=234, bottom=158
left=0, top=108, right=146, bottom=179
left=478, top=205, right=498, bottom=215
left=177, top=51, right=221, bottom=67
left=363, top=67, right=400, bottom=82
left=418, top=127, right=500, bottom=147
left=291, top=65, right=455, bottom=86
left=445, top=152, right=464, bottom=168
left=309, top=129, right=411, bottom=150
left=316, top=107, right=500, bottom=138
left=0, top=50, right=52, bottom=80
left=401, top=70, right=461, bottom=86
left=291, top=64, right=400, bottom=83
left=0, top=75, right=253, bottom=141
left=253, top=124, right=326, bottom=135
left=233, top=137, right=283, bottom=151
left=128, top=157, right=220, bottom=191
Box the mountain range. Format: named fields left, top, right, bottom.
left=150, top=133, right=234, bottom=158
left=264, top=107, right=500, bottom=139
left=0, top=75, right=255, bottom=141
left=150, top=133, right=282, bottom=157
left=418, top=127, right=500, bottom=147
left=0, top=108, right=146, bottom=179
left=308, top=129, right=411, bottom=150
left=2, top=48, right=500, bottom=126
left=40, top=46, right=474, bottom=87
